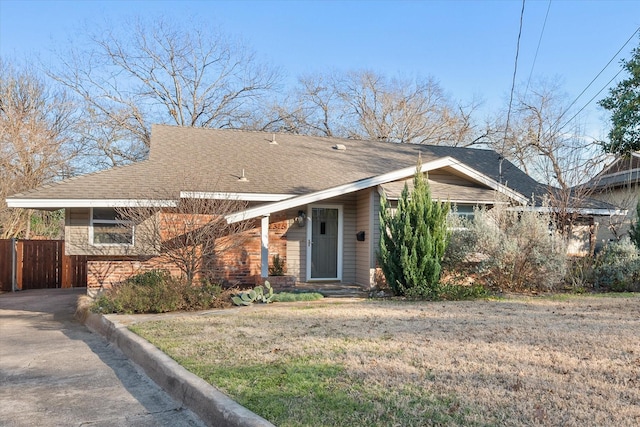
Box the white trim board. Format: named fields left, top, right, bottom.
left=225, top=157, right=527, bottom=223
left=180, top=191, right=295, bottom=202
left=507, top=206, right=628, bottom=216
left=6, top=199, right=178, bottom=209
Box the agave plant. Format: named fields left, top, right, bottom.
left=232, top=281, right=274, bottom=306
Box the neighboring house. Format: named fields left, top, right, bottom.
left=582, top=152, right=640, bottom=244
left=5, top=125, right=617, bottom=295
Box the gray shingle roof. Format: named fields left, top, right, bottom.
left=9, top=124, right=550, bottom=205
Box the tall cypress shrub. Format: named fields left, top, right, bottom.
left=379, top=160, right=450, bottom=299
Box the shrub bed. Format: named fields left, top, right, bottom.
left=92, top=270, right=235, bottom=314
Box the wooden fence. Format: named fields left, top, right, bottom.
left=0, top=239, right=87, bottom=292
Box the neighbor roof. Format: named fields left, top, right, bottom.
left=581, top=152, right=640, bottom=191
left=7, top=125, right=549, bottom=209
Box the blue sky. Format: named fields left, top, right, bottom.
left=1, top=0, right=639, bottom=139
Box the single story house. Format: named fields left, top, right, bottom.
left=6, top=125, right=621, bottom=295
left=580, top=151, right=640, bottom=243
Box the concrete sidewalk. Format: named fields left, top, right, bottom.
left=0, top=288, right=206, bottom=427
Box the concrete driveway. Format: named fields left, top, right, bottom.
left=0, top=288, right=205, bottom=427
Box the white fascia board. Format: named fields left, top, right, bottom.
left=6, top=199, right=178, bottom=209
left=225, top=158, right=452, bottom=223
left=594, top=167, right=640, bottom=181
left=507, top=206, right=629, bottom=216
left=226, top=157, right=525, bottom=223
left=180, top=191, right=295, bottom=202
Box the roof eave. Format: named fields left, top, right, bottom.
left=6, top=199, right=178, bottom=209
left=508, top=206, right=628, bottom=216
left=226, top=157, right=527, bottom=223
left=179, top=191, right=295, bottom=202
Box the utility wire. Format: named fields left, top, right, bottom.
left=557, top=65, right=626, bottom=134
left=524, top=0, right=552, bottom=96
left=500, top=0, right=526, bottom=183
left=549, top=25, right=640, bottom=135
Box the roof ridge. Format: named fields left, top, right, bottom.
left=151, top=123, right=494, bottom=152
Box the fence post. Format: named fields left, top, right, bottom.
left=11, top=238, right=17, bottom=292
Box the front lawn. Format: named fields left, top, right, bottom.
left=130, top=295, right=640, bottom=426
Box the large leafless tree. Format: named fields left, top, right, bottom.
left=491, top=79, right=606, bottom=238
left=51, top=16, right=282, bottom=169
left=268, top=70, right=487, bottom=146
left=0, top=60, right=77, bottom=238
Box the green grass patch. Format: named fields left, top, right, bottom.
left=128, top=295, right=640, bottom=425
left=272, top=292, right=324, bottom=302
left=130, top=319, right=476, bottom=426
left=534, top=291, right=640, bottom=302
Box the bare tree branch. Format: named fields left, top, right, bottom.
left=0, top=59, right=78, bottom=238
left=115, top=175, right=254, bottom=285
left=49, top=16, right=282, bottom=168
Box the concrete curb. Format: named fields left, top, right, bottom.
left=84, top=312, right=275, bottom=427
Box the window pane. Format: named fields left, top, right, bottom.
left=93, top=224, right=133, bottom=244
left=454, top=205, right=475, bottom=214
left=92, top=208, right=118, bottom=221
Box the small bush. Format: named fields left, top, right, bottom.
left=444, top=204, right=567, bottom=293
left=438, top=284, right=489, bottom=301
left=563, top=256, right=594, bottom=293
left=476, top=207, right=567, bottom=291
left=628, top=200, right=640, bottom=250
left=442, top=209, right=477, bottom=266
left=269, top=254, right=286, bottom=276
left=592, top=238, right=640, bottom=292
left=183, top=281, right=233, bottom=310
left=92, top=270, right=233, bottom=314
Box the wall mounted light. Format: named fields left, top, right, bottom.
left=294, top=211, right=306, bottom=227
left=356, top=231, right=365, bottom=241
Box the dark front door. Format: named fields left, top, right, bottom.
left=309, top=207, right=340, bottom=279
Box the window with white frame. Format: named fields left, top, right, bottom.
left=90, top=208, right=134, bottom=245
left=448, top=204, right=478, bottom=231
left=450, top=204, right=476, bottom=221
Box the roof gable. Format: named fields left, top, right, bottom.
left=225, top=157, right=527, bottom=223
left=583, top=152, right=640, bottom=190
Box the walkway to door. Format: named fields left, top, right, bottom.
left=273, top=282, right=370, bottom=298
left=0, top=288, right=205, bottom=427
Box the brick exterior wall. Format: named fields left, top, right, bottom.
left=87, top=213, right=291, bottom=295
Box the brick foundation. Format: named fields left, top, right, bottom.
left=86, top=213, right=291, bottom=295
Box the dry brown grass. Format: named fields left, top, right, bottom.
left=131, top=295, right=640, bottom=426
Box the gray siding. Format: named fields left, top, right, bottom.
left=373, top=190, right=381, bottom=264
left=341, top=195, right=357, bottom=283
left=284, top=209, right=306, bottom=282
left=355, top=189, right=376, bottom=286
left=65, top=207, right=154, bottom=257
left=65, top=208, right=90, bottom=255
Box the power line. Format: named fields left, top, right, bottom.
left=550, top=25, right=640, bottom=135
left=500, top=0, right=526, bottom=183
left=557, top=65, right=626, bottom=134
left=524, top=0, right=552, bottom=96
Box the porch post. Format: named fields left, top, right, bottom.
left=261, top=215, right=269, bottom=278
left=11, top=238, right=17, bottom=292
